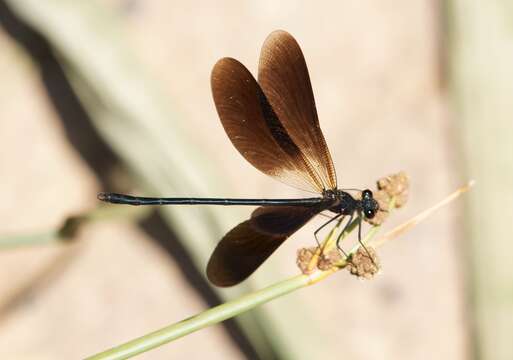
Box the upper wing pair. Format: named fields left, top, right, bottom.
left=211, top=30, right=337, bottom=193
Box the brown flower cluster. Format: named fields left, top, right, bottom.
left=346, top=246, right=380, bottom=279
left=296, top=247, right=317, bottom=274
left=296, top=246, right=346, bottom=274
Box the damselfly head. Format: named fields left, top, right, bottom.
left=360, top=189, right=379, bottom=219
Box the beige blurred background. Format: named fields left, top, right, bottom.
left=0, top=1, right=511, bottom=359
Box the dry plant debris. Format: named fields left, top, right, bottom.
left=346, top=246, right=380, bottom=279
left=296, top=247, right=317, bottom=274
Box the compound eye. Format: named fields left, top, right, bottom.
left=362, top=189, right=373, bottom=199
left=365, top=209, right=376, bottom=219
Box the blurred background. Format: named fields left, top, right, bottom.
left=0, top=1, right=511, bottom=359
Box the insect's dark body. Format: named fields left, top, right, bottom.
left=101, top=189, right=377, bottom=219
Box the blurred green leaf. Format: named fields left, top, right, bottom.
left=4, top=0, right=285, bottom=358
left=448, top=1, right=513, bottom=359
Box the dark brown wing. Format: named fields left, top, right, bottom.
left=258, top=30, right=337, bottom=190
left=211, top=57, right=326, bottom=193
left=206, top=204, right=327, bottom=286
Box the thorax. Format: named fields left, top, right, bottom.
left=323, top=189, right=359, bottom=215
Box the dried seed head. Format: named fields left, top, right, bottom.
left=346, top=246, right=380, bottom=279
left=296, top=247, right=317, bottom=274
left=317, top=249, right=343, bottom=271
left=377, top=171, right=409, bottom=208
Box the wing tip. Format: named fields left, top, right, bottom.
left=266, top=29, right=293, bottom=40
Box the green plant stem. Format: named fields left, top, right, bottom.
left=0, top=205, right=149, bottom=249
left=0, top=231, right=58, bottom=248
left=85, top=274, right=309, bottom=360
